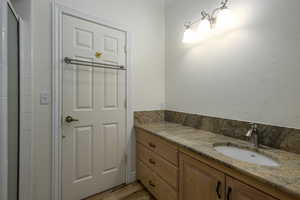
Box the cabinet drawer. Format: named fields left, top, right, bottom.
left=137, top=160, right=155, bottom=195
left=137, top=160, right=178, bottom=200
left=136, top=128, right=178, bottom=166
left=137, top=143, right=178, bottom=189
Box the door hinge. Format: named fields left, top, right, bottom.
left=124, top=45, right=127, bottom=54
left=124, top=99, right=127, bottom=109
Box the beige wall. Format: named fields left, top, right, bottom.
left=165, top=0, right=300, bottom=129
left=32, top=0, right=165, bottom=199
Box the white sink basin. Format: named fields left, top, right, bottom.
left=214, top=144, right=280, bottom=167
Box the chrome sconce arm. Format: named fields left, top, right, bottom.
left=220, top=0, right=229, bottom=9
left=184, top=0, right=230, bottom=29
left=182, top=0, right=233, bottom=43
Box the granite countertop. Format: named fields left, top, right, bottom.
left=135, top=122, right=300, bottom=199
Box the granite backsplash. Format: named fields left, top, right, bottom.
left=134, top=110, right=165, bottom=124
left=134, top=110, right=300, bottom=155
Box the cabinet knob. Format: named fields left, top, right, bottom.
left=148, top=142, right=156, bottom=148
left=149, top=158, right=156, bottom=165
left=149, top=180, right=156, bottom=187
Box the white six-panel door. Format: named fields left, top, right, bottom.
left=62, top=14, right=127, bottom=200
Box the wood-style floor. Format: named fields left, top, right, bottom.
left=85, top=182, right=155, bottom=200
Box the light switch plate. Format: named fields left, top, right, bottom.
left=40, top=89, right=50, bottom=105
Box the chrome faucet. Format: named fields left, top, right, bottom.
left=246, top=123, right=259, bottom=148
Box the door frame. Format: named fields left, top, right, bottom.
left=0, top=1, right=9, bottom=199
left=51, top=4, right=134, bottom=200
left=0, top=1, right=32, bottom=200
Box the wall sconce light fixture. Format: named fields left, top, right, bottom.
left=183, top=0, right=234, bottom=43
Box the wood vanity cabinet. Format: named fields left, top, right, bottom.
left=136, top=128, right=285, bottom=200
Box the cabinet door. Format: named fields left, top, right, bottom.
left=226, top=177, right=278, bottom=200
left=179, top=153, right=225, bottom=200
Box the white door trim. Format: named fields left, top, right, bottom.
left=0, top=1, right=9, bottom=199
left=0, top=1, right=33, bottom=200
left=51, top=4, right=134, bottom=200
left=18, top=16, right=34, bottom=200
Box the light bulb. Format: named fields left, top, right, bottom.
left=182, top=28, right=197, bottom=43
left=216, top=8, right=234, bottom=31
left=197, top=19, right=211, bottom=40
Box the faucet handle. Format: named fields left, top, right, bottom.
left=246, top=130, right=252, bottom=137
left=246, top=123, right=258, bottom=137
left=247, top=123, right=260, bottom=147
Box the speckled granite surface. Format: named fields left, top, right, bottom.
left=165, top=110, right=300, bottom=155
left=134, top=110, right=300, bottom=154
left=135, top=122, right=300, bottom=199
left=134, top=110, right=164, bottom=124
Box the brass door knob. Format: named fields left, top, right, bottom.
left=65, top=116, right=79, bottom=123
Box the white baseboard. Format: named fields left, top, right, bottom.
left=127, top=171, right=136, bottom=183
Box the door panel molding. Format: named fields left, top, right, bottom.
left=52, top=3, right=133, bottom=200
